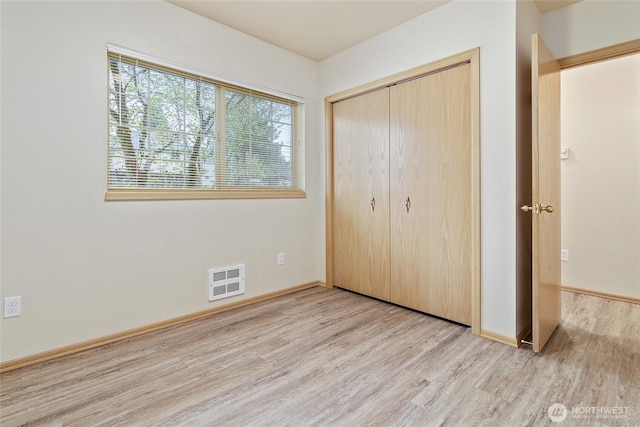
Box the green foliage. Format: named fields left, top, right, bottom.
left=225, top=90, right=292, bottom=186
left=108, top=56, right=293, bottom=189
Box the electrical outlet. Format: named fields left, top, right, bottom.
left=561, top=249, right=569, bottom=262
left=277, top=252, right=285, bottom=265
left=4, top=296, right=21, bottom=318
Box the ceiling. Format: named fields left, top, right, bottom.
left=168, top=1, right=582, bottom=62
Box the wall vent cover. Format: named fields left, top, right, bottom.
left=208, top=264, right=245, bottom=301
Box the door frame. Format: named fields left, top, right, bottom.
left=519, top=38, right=640, bottom=348
left=557, top=38, right=640, bottom=70
left=324, top=48, right=481, bottom=334
left=557, top=39, right=640, bottom=306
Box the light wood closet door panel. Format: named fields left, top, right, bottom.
left=390, top=64, right=472, bottom=325
left=333, top=88, right=390, bottom=301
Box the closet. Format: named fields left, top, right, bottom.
left=330, top=56, right=476, bottom=326
left=333, top=88, right=391, bottom=301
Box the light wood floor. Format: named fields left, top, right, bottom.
left=1, top=287, right=638, bottom=426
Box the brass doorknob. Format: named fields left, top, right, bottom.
left=520, top=204, right=554, bottom=214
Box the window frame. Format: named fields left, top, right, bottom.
left=105, top=45, right=306, bottom=201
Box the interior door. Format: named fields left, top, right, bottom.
left=333, top=88, right=390, bottom=300
left=390, top=64, right=472, bottom=325
left=530, top=33, right=562, bottom=352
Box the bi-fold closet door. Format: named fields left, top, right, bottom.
left=333, top=63, right=472, bottom=326
left=333, top=88, right=391, bottom=301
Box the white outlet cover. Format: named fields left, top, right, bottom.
left=4, top=296, right=21, bottom=318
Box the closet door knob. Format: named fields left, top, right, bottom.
left=405, top=197, right=411, bottom=213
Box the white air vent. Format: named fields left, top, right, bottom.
left=208, top=264, right=245, bottom=301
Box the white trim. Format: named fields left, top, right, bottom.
left=105, top=43, right=305, bottom=104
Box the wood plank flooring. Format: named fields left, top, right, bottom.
left=1, top=287, right=638, bottom=426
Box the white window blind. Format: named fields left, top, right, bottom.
left=107, top=48, right=305, bottom=199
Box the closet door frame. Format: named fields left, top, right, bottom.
left=325, top=48, right=481, bottom=334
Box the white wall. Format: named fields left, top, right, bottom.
left=320, top=0, right=519, bottom=338
left=0, top=1, right=3, bottom=315
left=541, top=0, right=640, bottom=59
left=561, top=53, right=640, bottom=299
left=0, top=1, right=323, bottom=362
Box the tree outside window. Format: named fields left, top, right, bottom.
left=107, top=53, right=302, bottom=199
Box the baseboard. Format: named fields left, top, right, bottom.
left=480, top=328, right=519, bottom=348
left=0, top=281, right=325, bottom=374
left=562, top=286, right=640, bottom=305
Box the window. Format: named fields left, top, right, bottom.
left=106, top=49, right=305, bottom=200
